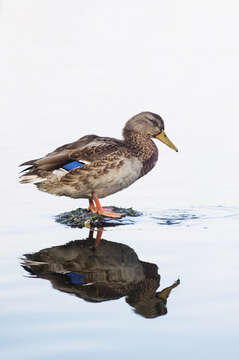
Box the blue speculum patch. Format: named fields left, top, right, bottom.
left=66, top=272, right=85, bottom=285
left=62, top=161, right=85, bottom=171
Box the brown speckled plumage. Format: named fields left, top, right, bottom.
left=19, top=112, right=176, bottom=203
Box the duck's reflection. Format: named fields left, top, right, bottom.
left=22, top=228, right=179, bottom=318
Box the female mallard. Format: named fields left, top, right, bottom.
left=19, top=112, right=178, bottom=218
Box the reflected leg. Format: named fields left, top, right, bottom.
left=93, top=227, right=104, bottom=249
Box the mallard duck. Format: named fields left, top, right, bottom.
left=19, top=112, right=178, bottom=218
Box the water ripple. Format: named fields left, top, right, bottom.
left=150, top=206, right=239, bottom=227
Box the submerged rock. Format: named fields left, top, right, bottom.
left=55, top=207, right=142, bottom=228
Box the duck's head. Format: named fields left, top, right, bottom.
left=124, top=111, right=178, bottom=152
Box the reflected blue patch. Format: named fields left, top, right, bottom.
left=66, top=272, right=85, bottom=285
left=62, top=161, right=85, bottom=171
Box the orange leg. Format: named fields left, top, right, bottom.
left=88, top=199, right=113, bottom=213
left=88, top=193, right=123, bottom=219
left=88, top=198, right=97, bottom=213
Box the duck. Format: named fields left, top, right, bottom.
left=19, top=111, right=178, bottom=218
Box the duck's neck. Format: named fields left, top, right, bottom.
left=123, top=129, right=158, bottom=177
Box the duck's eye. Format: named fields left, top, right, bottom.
left=150, top=119, right=159, bottom=127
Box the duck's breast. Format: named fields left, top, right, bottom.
left=92, top=156, right=142, bottom=198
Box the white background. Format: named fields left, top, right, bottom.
left=1, top=0, right=238, bottom=216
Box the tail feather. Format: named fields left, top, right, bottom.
left=19, top=174, right=46, bottom=184
left=19, top=163, right=47, bottom=184
left=19, top=159, right=38, bottom=167
left=19, top=165, right=34, bottom=173
left=19, top=157, right=43, bottom=183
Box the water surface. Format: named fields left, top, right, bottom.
left=2, top=203, right=239, bottom=359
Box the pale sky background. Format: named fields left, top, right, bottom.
left=1, top=0, right=239, bottom=219
left=1, top=3, right=239, bottom=358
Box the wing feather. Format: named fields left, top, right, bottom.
left=19, top=135, right=125, bottom=175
